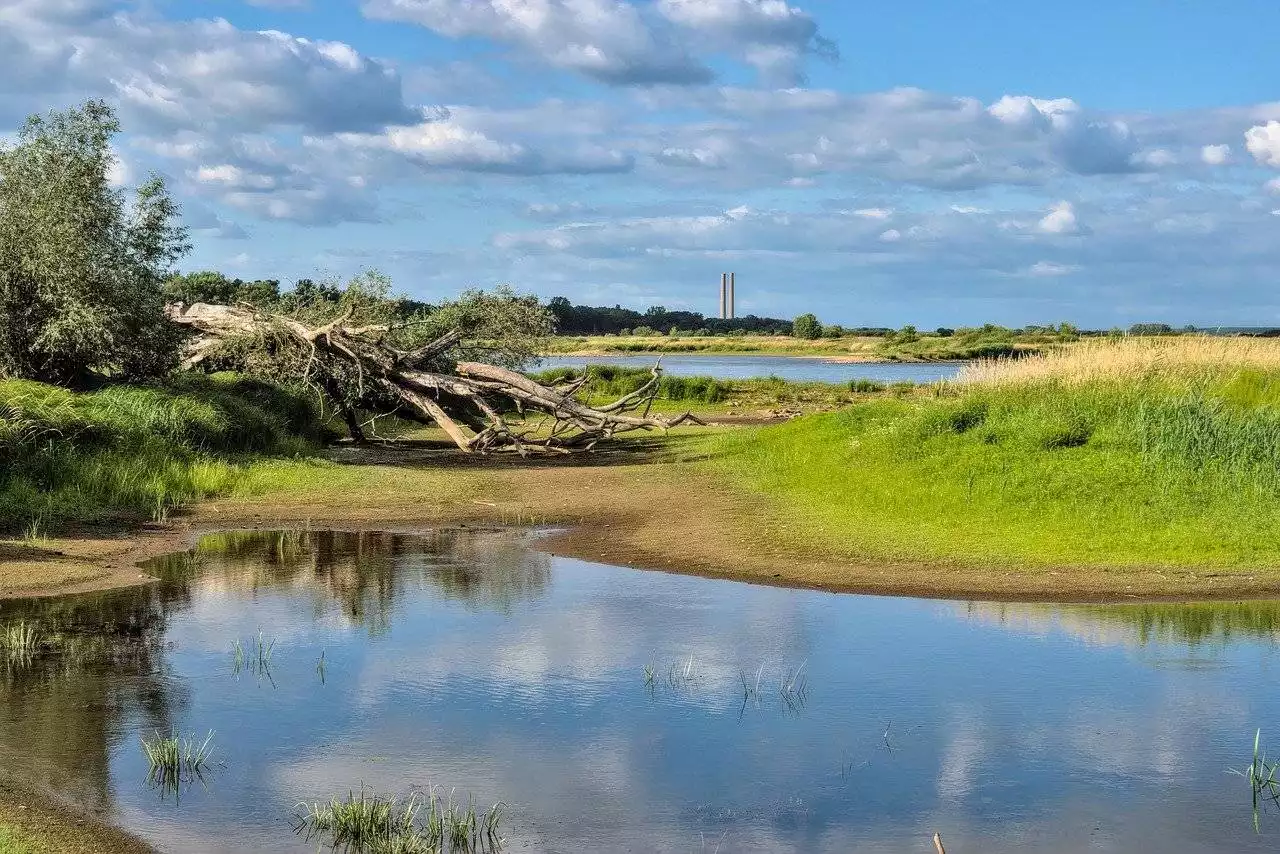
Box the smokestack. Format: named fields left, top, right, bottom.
left=729, top=272, right=736, bottom=319
left=719, top=273, right=727, bottom=319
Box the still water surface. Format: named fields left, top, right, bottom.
left=535, top=354, right=961, bottom=384
left=1, top=529, right=1277, bottom=853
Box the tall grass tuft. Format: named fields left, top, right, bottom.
left=294, top=786, right=504, bottom=853
left=0, top=620, right=42, bottom=669
left=141, top=730, right=215, bottom=798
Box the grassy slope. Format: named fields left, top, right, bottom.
left=710, top=338, right=1280, bottom=569
left=0, top=374, right=325, bottom=531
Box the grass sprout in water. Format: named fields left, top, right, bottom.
left=141, top=730, right=215, bottom=801
left=779, top=660, right=809, bottom=712
left=294, top=785, right=504, bottom=853
left=1232, top=729, right=1280, bottom=832
left=230, top=630, right=276, bottom=685
left=0, top=620, right=42, bottom=668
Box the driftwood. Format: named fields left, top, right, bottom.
left=165, top=302, right=697, bottom=455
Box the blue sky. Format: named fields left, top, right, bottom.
left=5, top=0, right=1280, bottom=327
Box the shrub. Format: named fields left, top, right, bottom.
left=849, top=379, right=887, bottom=393
left=792, top=314, right=822, bottom=340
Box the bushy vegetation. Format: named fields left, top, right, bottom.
left=0, top=375, right=323, bottom=530
left=711, top=338, right=1280, bottom=568
left=0, top=101, right=187, bottom=384
left=876, top=323, right=1079, bottom=361
left=792, top=313, right=822, bottom=340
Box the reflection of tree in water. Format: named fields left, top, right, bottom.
left=148, top=528, right=553, bottom=634
left=964, top=600, right=1280, bottom=648
left=0, top=585, right=186, bottom=813
left=0, top=528, right=549, bottom=812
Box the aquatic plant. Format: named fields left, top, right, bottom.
left=666, top=654, right=697, bottom=688
left=0, top=620, right=42, bottom=669
left=1232, top=729, right=1280, bottom=832
left=778, top=660, right=808, bottom=714
left=739, top=664, right=765, bottom=701
left=294, top=786, right=504, bottom=853
left=230, top=630, right=276, bottom=684
left=317, top=649, right=327, bottom=684
left=141, top=730, right=215, bottom=798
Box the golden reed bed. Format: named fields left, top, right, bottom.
left=960, top=336, right=1280, bottom=385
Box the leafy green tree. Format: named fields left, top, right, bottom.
left=0, top=100, right=189, bottom=384
left=792, top=313, right=822, bottom=339
left=895, top=324, right=919, bottom=343
left=164, top=271, right=239, bottom=304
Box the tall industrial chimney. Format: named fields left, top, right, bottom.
left=729, top=272, right=735, bottom=320
left=719, top=273, right=727, bottom=319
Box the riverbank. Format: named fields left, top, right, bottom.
left=0, top=776, right=155, bottom=854
left=6, top=431, right=1280, bottom=604
left=543, top=328, right=1080, bottom=361
left=545, top=334, right=884, bottom=358
left=5, top=337, right=1280, bottom=604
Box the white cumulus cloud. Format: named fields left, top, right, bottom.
left=1246, top=121, right=1280, bottom=167
left=1038, top=201, right=1081, bottom=235
left=1201, top=144, right=1231, bottom=165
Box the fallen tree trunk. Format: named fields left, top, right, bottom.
left=165, top=302, right=697, bottom=455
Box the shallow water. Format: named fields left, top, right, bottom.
left=1, top=529, right=1278, bottom=853
left=535, top=354, right=961, bottom=384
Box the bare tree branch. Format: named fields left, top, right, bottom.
left=165, top=302, right=692, bottom=454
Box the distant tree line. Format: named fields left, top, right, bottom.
left=163, top=270, right=437, bottom=317
left=547, top=297, right=902, bottom=338
left=547, top=297, right=793, bottom=336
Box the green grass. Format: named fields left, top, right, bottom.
left=710, top=368, right=1280, bottom=568
left=529, top=365, right=732, bottom=404
left=528, top=365, right=857, bottom=412
left=0, top=824, right=38, bottom=854
left=0, top=374, right=326, bottom=531
left=875, top=326, right=1073, bottom=361
left=141, top=730, right=215, bottom=797
left=294, top=786, right=504, bottom=853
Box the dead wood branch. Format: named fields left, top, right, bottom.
left=165, top=302, right=693, bottom=454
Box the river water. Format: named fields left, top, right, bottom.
left=535, top=354, right=962, bottom=384
left=1, top=529, right=1276, bottom=853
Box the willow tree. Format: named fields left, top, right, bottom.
left=0, top=100, right=189, bottom=384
